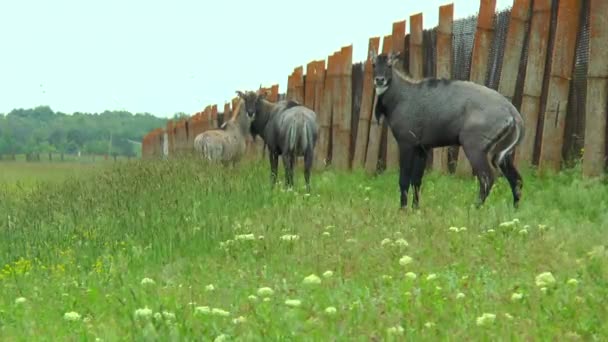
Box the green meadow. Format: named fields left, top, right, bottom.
left=0, top=158, right=606, bottom=340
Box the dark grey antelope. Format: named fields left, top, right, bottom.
left=370, top=50, right=525, bottom=209
left=236, top=90, right=318, bottom=193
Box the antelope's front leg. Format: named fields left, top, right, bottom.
left=398, top=146, right=415, bottom=210
left=269, top=151, right=279, bottom=188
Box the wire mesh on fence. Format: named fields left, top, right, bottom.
left=563, top=0, right=590, bottom=165
left=486, top=8, right=511, bottom=90
left=452, top=14, right=477, bottom=81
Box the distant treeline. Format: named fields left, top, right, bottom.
left=0, top=106, right=172, bottom=159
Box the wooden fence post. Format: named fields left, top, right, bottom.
left=583, top=0, right=608, bottom=177
left=538, top=0, right=582, bottom=173
left=382, top=21, right=407, bottom=171
left=433, top=3, right=454, bottom=173
left=294, top=66, right=305, bottom=104
left=354, top=37, right=381, bottom=169
left=379, top=34, right=396, bottom=171
left=455, top=0, right=497, bottom=177
left=316, top=54, right=334, bottom=169
left=365, top=38, right=386, bottom=174
left=498, top=0, right=532, bottom=104
left=331, top=45, right=353, bottom=170
left=514, top=0, right=553, bottom=166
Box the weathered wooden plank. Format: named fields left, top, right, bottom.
left=433, top=3, right=454, bottom=173
left=330, top=45, right=353, bottom=170
left=381, top=22, right=406, bottom=171
left=455, top=0, right=497, bottom=176
left=409, top=14, right=423, bottom=79
left=498, top=0, right=532, bottom=103
left=305, top=61, right=316, bottom=109
left=316, top=54, right=335, bottom=168
left=538, top=0, right=582, bottom=173
left=583, top=0, right=608, bottom=177
left=354, top=37, right=381, bottom=169
left=294, top=66, right=305, bottom=104
left=330, top=50, right=343, bottom=168
left=365, top=38, right=386, bottom=174
left=270, top=84, right=279, bottom=102
left=514, top=0, right=553, bottom=166
left=166, top=120, right=175, bottom=157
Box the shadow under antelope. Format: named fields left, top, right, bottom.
left=193, top=98, right=253, bottom=167
left=370, top=49, right=525, bottom=209
left=237, top=90, right=318, bottom=193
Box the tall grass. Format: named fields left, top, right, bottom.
left=0, top=158, right=606, bottom=340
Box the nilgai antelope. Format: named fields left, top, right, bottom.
left=370, top=50, right=525, bottom=209
left=193, top=98, right=253, bottom=166
left=237, top=90, right=319, bottom=193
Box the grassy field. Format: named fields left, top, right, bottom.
left=0, top=158, right=607, bottom=340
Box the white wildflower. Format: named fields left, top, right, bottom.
left=476, top=313, right=496, bottom=326
left=235, top=234, right=255, bottom=241
left=324, top=306, right=337, bottom=315
left=322, top=270, right=334, bottom=278
left=140, top=277, right=155, bottom=286
left=161, top=311, right=175, bottom=321
left=233, top=316, right=247, bottom=324
left=280, top=234, right=300, bottom=241
left=535, top=272, right=556, bottom=287
left=285, top=299, right=301, bottom=307
left=504, top=313, right=514, bottom=320
left=64, top=311, right=81, bottom=321
left=456, top=292, right=466, bottom=299
left=426, top=273, right=437, bottom=281
left=303, top=274, right=322, bottom=285
left=134, top=307, right=153, bottom=320
left=405, top=272, right=417, bottom=280
left=205, top=284, right=215, bottom=291
left=214, top=334, right=229, bottom=342
left=381, top=238, right=393, bottom=246
left=263, top=297, right=271, bottom=302
left=518, top=229, right=528, bottom=235
left=487, top=229, right=496, bottom=234
left=459, top=227, right=468, bottom=232
left=381, top=275, right=393, bottom=281
left=395, top=238, right=409, bottom=247
left=257, top=287, right=274, bottom=297
left=322, top=231, right=331, bottom=237
left=499, top=220, right=516, bottom=228
left=248, top=295, right=258, bottom=301
left=194, top=306, right=211, bottom=315
left=211, top=308, right=230, bottom=317
left=448, top=226, right=459, bottom=232
left=346, top=238, right=357, bottom=243
left=540, top=287, right=548, bottom=294
left=399, top=255, right=413, bottom=266
left=424, top=322, right=435, bottom=328
left=15, top=297, right=27, bottom=305
left=567, top=278, right=579, bottom=286
left=387, top=325, right=404, bottom=335
left=511, top=292, right=523, bottom=301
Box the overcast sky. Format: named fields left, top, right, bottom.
left=0, top=0, right=514, bottom=118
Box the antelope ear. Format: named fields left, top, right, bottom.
left=235, top=90, right=245, bottom=98
left=259, top=90, right=270, bottom=99
left=388, top=51, right=401, bottom=65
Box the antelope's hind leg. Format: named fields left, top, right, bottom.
left=463, top=144, right=496, bottom=208
left=304, top=149, right=313, bottom=193
left=498, top=154, right=523, bottom=208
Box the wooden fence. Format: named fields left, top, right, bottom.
left=142, top=0, right=607, bottom=177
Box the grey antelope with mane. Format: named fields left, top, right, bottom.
left=370, top=49, right=525, bottom=210
left=193, top=98, right=253, bottom=166
left=237, top=89, right=319, bottom=193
